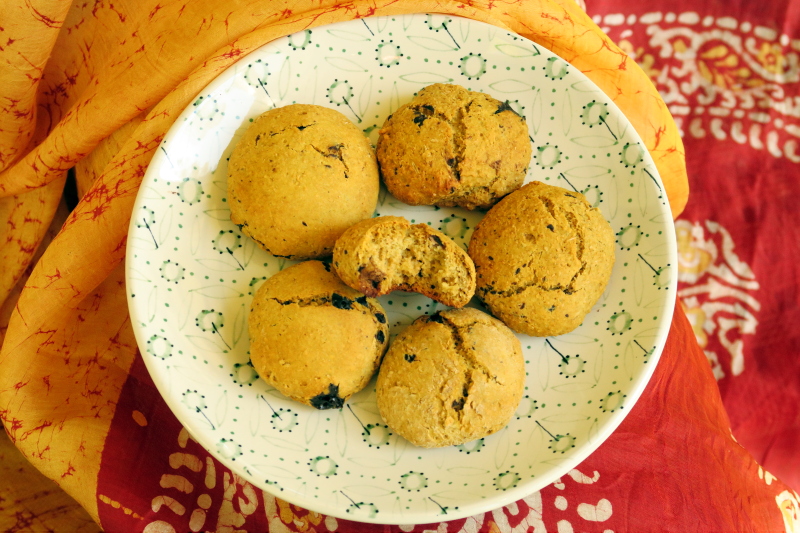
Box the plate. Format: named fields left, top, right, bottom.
left=126, top=13, right=677, bottom=525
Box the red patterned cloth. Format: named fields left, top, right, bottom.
left=589, top=0, right=800, bottom=491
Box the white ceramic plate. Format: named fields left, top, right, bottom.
left=126, top=13, right=677, bottom=525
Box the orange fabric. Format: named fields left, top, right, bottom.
left=0, top=0, right=688, bottom=526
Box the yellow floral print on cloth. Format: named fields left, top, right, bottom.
left=676, top=220, right=760, bottom=380
left=594, top=9, right=800, bottom=159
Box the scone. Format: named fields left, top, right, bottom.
left=376, top=308, right=525, bottom=448
left=227, top=104, right=379, bottom=259
left=376, top=83, right=531, bottom=210
left=332, top=216, right=476, bottom=307
left=468, top=181, right=616, bottom=337
left=248, top=260, right=389, bottom=409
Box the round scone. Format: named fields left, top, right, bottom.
left=376, top=83, right=531, bottom=210
left=376, top=308, right=525, bottom=448
left=332, top=216, right=476, bottom=307
left=228, top=104, right=379, bottom=259
left=248, top=260, right=389, bottom=409
left=468, top=181, right=616, bottom=337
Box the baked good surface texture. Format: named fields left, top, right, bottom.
left=376, top=307, right=525, bottom=448
left=332, top=216, right=476, bottom=307
left=468, top=181, right=616, bottom=337
left=248, top=260, right=389, bottom=409
left=227, top=104, right=379, bottom=259
left=376, top=83, right=531, bottom=210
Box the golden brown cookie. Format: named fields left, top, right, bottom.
left=228, top=104, right=379, bottom=259
left=248, top=260, right=389, bottom=409
left=468, top=181, right=616, bottom=337
left=376, top=308, right=524, bottom=448
left=332, top=216, right=476, bottom=307
left=376, top=83, right=531, bottom=210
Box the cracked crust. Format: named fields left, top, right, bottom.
left=227, top=104, right=379, bottom=259
left=376, top=307, right=524, bottom=448
left=468, top=181, right=616, bottom=337
left=376, top=83, right=531, bottom=210
left=332, top=216, right=476, bottom=307
left=248, top=260, right=389, bottom=409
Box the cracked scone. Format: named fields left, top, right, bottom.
left=248, top=260, right=389, bottom=409
left=332, top=216, right=476, bottom=307
left=227, top=104, right=379, bottom=259
left=468, top=181, right=616, bottom=337
left=376, top=83, right=531, bottom=210
left=376, top=308, right=524, bottom=448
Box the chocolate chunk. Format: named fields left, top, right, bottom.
left=428, top=312, right=445, bottom=324
left=355, top=296, right=368, bottom=306
left=452, top=398, right=465, bottom=411
left=404, top=353, right=416, bottom=362
left=359, top=266, right=386, bottom=291
left=412, top=110, right=428, bottom=126
left=374, top=312, right=386, bottom=323
left=376, top=330, right=385, bottom=343
left=430, top=234, right=444, bottom=247
left=310, top=384, right=344, bottom=410
left=331, top=293, right=354, bottom=310
left=547, top=224, right=554, bottom=231
left=494, top=100, right=520, bottom=116
left=326, top=144, right=343, bottom=158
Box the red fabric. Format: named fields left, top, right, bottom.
left=589, top=0, right=800, bottom=491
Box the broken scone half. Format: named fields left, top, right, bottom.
left=332, top=216, right=476, bottom=307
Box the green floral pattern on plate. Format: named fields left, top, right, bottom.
left=126, top=13, right=677, bottom=525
